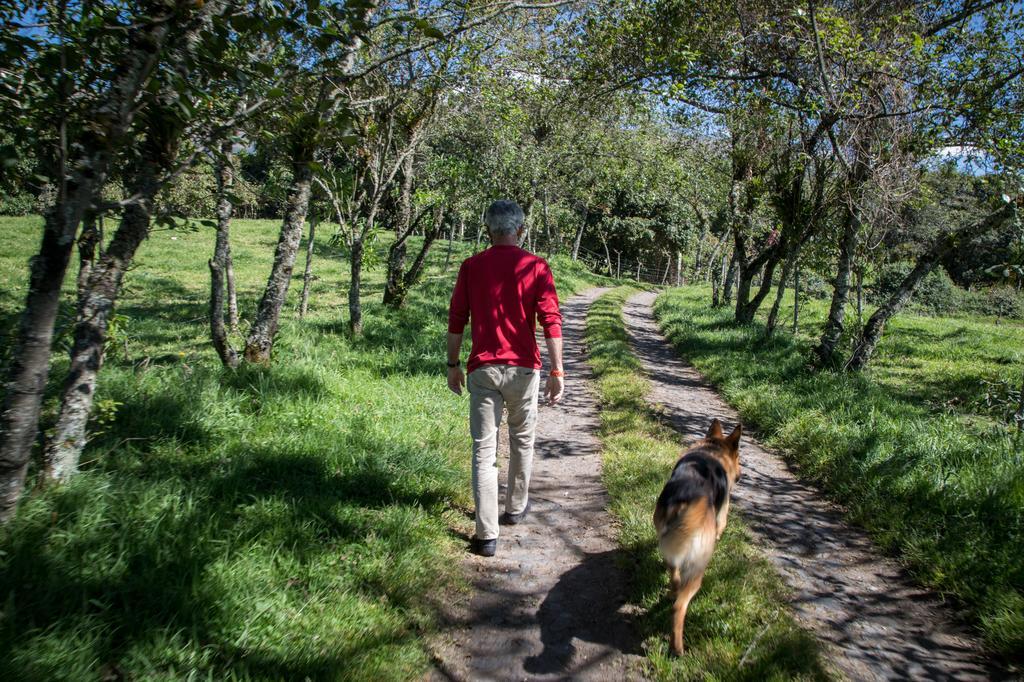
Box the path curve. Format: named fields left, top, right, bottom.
left=623, top=289, right=1005, bottom=681
left=429, top=287, right=647, bottom=681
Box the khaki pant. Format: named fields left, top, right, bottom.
left=468, top=364, right=540, bottom=540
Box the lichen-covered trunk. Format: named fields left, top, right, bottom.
left=0, top=204, right=81, bottom=517
left=814, top=211, right=859, bottom=366
left=211, top=148, right=239, bottom=368
left=226, top=245, right=238, bottom=331
left=243, top=161, right=314, bottom=363
left=76, top=211, right=99, bottom=309
left=299, top=212, right=317, bottom=319
left=383, top=238, right=408, bottom=308
left=209, top=257, right=239, bottom=370
left=213, top=143, right=240, bottom=331
left=349, top=238, right=364, bottom=336
left=44, top=160, right=160, bottom=482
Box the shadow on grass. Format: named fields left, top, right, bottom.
left=0, top=423, right=460, bottom=679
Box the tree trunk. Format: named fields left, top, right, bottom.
left=722, top=251, right=738, bottom=305
left=814, top=210, right=859, bottom=366
left=711, top=250, right=725, bottom=306
left=702, top=232, right=727, bottom=284
left=397, top=206, right=445, bottom=302
left=213, top=143, right=240, bottom=332
left=383, top=152, right=415, bottom=307
left=243, top=161, right=314, bottom=363
left=601, top=236, right=613, bottom=277
left=692, top=219, right=707, bottom=280
left=1016, top=366, right=1024, bottom=433
left=211, top=146, right=240, bottom=368
left=349, top=237, right=364, bottom=336
left=766, top=245, right=800, bottom=336
left=299, top=211, right=317, bottom=318
left=44, top=150, right=164, bottom=483
left=571, top=210, right=587, bottom=261
left=793, top=258, right=800, bottom=334
left=210, top=143, right=240, bottom=364
left=443, top=214, right=459, bottom=272
left=1, top=207, right=82, bottom=514
left=856, top=266, right=864, bottom=327
left=209, top=256, right=239, bottom=370
left=847, top=202, right=1015, bottom=370
left=225, top=241, right=238, bottom=331
left=76, top=211, right=99, bottom=309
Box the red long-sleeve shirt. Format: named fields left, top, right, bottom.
left=448, top=245, right=562, bottom=374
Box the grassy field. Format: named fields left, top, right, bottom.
left=586, top=287, right=833, bottom=681
left=0, top=215, right=601, bottom=680
left=655, top=286, right=1024, bottom=660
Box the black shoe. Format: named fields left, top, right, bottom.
left=471, top=537, right=497, bottom=557
left=500, top=501, right=531, bottom=526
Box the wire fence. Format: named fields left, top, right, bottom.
left=435, top=224, right=686, bottom=286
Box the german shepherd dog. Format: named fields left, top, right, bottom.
left=653, top=418, right=741, bottom=655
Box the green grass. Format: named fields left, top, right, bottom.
left=585, top=286, right=834, bottom=682
left=0, top=215, right=604, bottom=681
left=655, top=286, right=1024, bottom=660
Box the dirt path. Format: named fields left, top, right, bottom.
left=622, top=290, right=1005, bottom=681
left=429, top=288, right=647, bottom=681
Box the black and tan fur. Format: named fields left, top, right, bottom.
left=653, top=418, right=741, bottom=655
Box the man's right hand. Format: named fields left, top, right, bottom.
left=545, top=374, right=564, bottom=405
left=447, top=366, right=465, bottom=396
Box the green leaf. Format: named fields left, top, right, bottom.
left=414, top=19, right=445, bottom=40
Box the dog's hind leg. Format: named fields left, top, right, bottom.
left=670, top=571, right=705, bottom=656
left=715, top=497, right=730, bottom=540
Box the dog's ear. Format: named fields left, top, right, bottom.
left=706, top=418, right=724, bottom=439
left=726, top=423, right=742, bottom=450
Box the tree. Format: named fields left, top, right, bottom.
left=0, top=0, right=236, bottom=520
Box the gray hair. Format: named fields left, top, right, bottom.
left=484, top=200, right=525, bottom=235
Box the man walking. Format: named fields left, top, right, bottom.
left=446, top=200, right=564, bottom=557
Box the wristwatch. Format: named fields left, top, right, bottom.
left=549, top=369, right=565, bottom=377
left=447, top=361, right=460, bottom=368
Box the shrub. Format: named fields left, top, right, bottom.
left=870, top=262, right=962, bottom=314
left=981, top=286, right=1024, bottom=319
left=0, top=192, right=36, bottom=216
